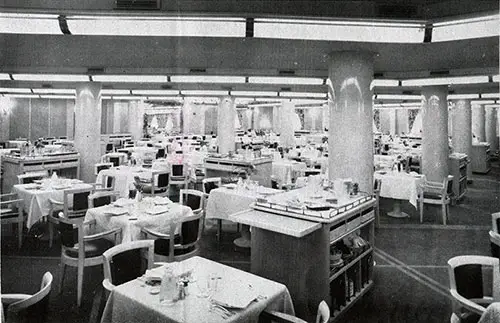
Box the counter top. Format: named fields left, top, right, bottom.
left=229, top=209, right=322, bottom=238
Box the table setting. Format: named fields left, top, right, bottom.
left=84, top=196, right=193, bottom=242
left=100, top=256, right=294, bottom=323
left=12, top=174, right=92, bottom=228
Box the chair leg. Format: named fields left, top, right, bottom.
left=59, top=263, right=66, bottom=294
left=17, top=220, right=23, bottom=249
left=419, top=201, right=424, bottom=223
left=375, top=203, right=380, bottom=228
left=442, top=204, right=447, bottom=225
left=217, top=219, right=222, bottom=242
left=48, top=221, right=54, bottom=248
left=77, top=262, right=84, bottom=307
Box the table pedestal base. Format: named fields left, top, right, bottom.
left=233, top=224, right=251, bottom=248
left=387, top=200, right=410, bottom=218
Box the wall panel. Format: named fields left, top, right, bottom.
left=9, top=98, right=30, bottom=140
left=49, top=99, right=68, bottom=138
left=31, top=98, right=49, bottom=141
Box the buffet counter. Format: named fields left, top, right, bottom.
left=229, top=187, right=375, bottom=322
left=1, top=152, right=80, bottom=193
left=204, top=156, right=273, bottom=187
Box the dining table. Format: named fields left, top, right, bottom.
left=84, top=196, right=193, bottom=243
left=12, top=178, right=94, bottom=228
left=205, top=183, right=282, bottom=248
left=272, top=160, right=307, bottom=186
left=96, top=166, right=156, bottom=198
left=100, top=256, right=295, bottom=323
left=374, top=170, right=425, bottom=218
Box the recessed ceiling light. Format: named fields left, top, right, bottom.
left=248, top=76, right=324, bottom=85
left=401, top=76, right=490, bottom=86
left=93, top=75, right=168, bottom=83
left=170, top=76, right=245, bottom=83
left=13, top=74, right=90, bottom=82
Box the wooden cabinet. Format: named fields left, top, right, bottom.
left=471, top=143, right=491, bottom=174
left=448, top=154, right=468, bottom=201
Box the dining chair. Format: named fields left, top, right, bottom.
left=17, top=171, right=49, bottom=184
left=1, top=272, right=53, bottom=323
left=102, top=240, right=155, bottom=292
left=169, top=164, right=188, bottom=193
left=418, top=175, right=454, bottom=224
left=94, top=173, right=116, bottom=192
left=88, top=190, right=120, bottom=209
left=94, top=162, right=114, bottom=176
left=156, top=148, right=166, bottom=159
left=1, top=193, right=25, bottom=249
left=105, top=143, right=114, bottom=154
left=488, top=212, right=500, bottom=259
left=47, top=187, right=93, bottom=248
left=373, top=178, right=382, bottom=228
left=58, top=215, right=121, bottom=307
left=448, top=255, right=500, bottom=323
left=259, top=300, right=330, bottom=323
left=141, top=170, right=170, bottom=197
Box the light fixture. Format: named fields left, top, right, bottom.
left=0, top=88, right=32, bottom=93
left=371, top=79, right=400, bottom=87
left=132, top=89, right=180, bottom=95
left=481, top=93, right=500, bottom=99
left=253, top=18, right=426, bottom=43
left=373, top=103, right=422, bottom=109
left=32, top=88, right=76, bottom=94
left=102, top=96, right=112, bottom=100
left=146, top=96, right=183, bottom=101
left=447, top=94, right=480, bottom=100
left=170, top=75, right=245, bottom=83
left=231, top=91, right=278, bottom=97
left=493, top=75, right=499, bottom=82
left=66, top=15, right=246, bottom=37
left=40, top=95, right=75, bottom=99
left=279, top=92, right=327, bottom=98
left=92, top=75, right=168, bottom=83
left=3, top=93, right=40, bottom=98
left=248, top=76, right=324, bottom=85
left=0, top=73, right=11, bottom=80
left=485, top=104, right=500, bottom=108
left=401, top=76, right=490, bottom=87
left=248, top=102, right=282, bottom=108
left=101, top=89, right=131, bottom=95
left=13, top=74, right=90, bottom=82
left=111, top=96, right=146, bottom=100
left=471, top=100, right=496, bottom=105
left=180, top=90, right=229, bottom=96
left=432, top=14, right=499, bottom=42
left=0, top=12, right=61, bottom=35
left=376, top=94, right=422, bottom=100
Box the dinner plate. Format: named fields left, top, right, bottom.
left=105, top=208, right=128, bottom=216
left=145, top=206, right=169, bottom=215
left=52, top=185, right=72, bottom=190
left=223, top=184, right=237, bottom=190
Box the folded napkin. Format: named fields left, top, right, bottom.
left=211, top=285, right=259, bottom=309
left=145, top=206, right=170, bottom=215
left=113, top=198, right=135, bottom=207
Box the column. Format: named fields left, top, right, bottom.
left=65, top=99, right=75, bottom=139
left=128, top=100, right=145, bottom=140
left=472, top=104, right=485, bottom=142
left=182, top=99, right=193, bottom=134
left=272, top=105, right=281, bottom=133
left=280, top=99, right=296, bottom=148
left=421, top=86, right=449, bottom=182
left=451, top=99, right=472, bottom=178
left=328, top=51, right=374, bottom=193
left=485, top=106, right=498, bottom=151
left=217, top=96, right=236, bottom=154
left=74, top=83, right=102, bottom=183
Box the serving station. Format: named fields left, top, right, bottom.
left=230, top=186, right=375, bottom=322
left=204, top=155, right=273, bottom=187
left=1, top=152, right=80, bottom=193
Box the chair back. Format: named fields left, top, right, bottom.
left=103, top=240, right=154, bottom=289
left=156, top=172, right=169, bottom=189
left=179, top=210, right=204, bottom=247
left=94, top=162, right=113, bottom=176
left=6, top=272, right=53, bottom=323
left=109, top=157, right=120, bottom=167
left=373, top=178, right=382, bottom=194
left=180, top=189, right=204, bottom=214
left=446, top=175, right=454, bottom=196
left=202, top=177, right=221, bottom=195
left=316, top=300, right=330, bottom=323
left=57, top=216, right=80, bottom=248
left=88, top=191, right=119, bottom=208
left=105, top=143, right=114, bottom=153
left=63, top=187, right=92, bottom=218
left=172, top=164, right=184, bottom=177
left=156, top=148, right=166, bottom=159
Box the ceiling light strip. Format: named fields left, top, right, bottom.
left=12, top=74, right=90, bottom=82
left=93, top=75, right=168, bottom=83
left=432, top=14, right=499, bottom=42
left=401, top=76, right=490, bottom=87
left=279, top=92, right=327, bottom=98
left=248, top=76, right=324, bottom=85
left=170, top=75, right=245, bottom=83
left=132, top=89, right=179, bottom=95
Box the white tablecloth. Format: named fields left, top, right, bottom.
left=96, top=166, right=154, bottom=198
left=101, top=256, right=294, bottom=323
left=272, top=161, right=307, bottom=184
left=13, top=180, right=94, bottom=228
left=205, top=186, right=282, bottom=221
left=374, top=170, right=425, bottom=208
left=84, top=197, right=193, bottom=243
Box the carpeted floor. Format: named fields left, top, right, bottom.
left=1, top=160, right=499, bottom=323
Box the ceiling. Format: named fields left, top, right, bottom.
left=0, top=1, right=498, bottom=95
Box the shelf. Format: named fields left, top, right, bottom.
left=331, top=280, right=374, bottom=321
left=330, top=218, right=374, bottom=245
left=329, top=248, right=373, bottom=282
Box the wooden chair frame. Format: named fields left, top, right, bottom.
left=1, top=193, right=25, bottom=249
left=141, top=170, right=170, bottom=197
left=94, top=162, right=114, bottom=176
left=88, top=190, right=120, bottom=209
left=418, top=175, right=453, bottom=225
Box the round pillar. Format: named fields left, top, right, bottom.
left=472, top=105, right=485, bottom=142
left=128, top=100, right=145, bottom=140
left=421, top=86, right=449, bottom=182
left=74, top=83, right=102, bottom=183
left=217, top=96, right=236, bottom=154
left=485, top=106, right=498, bottom=151
left=280, top=99, right=296, bottom=148
left=451, top=99, right=472, bottom=178
left=327, top=51, right=374, bottom=193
